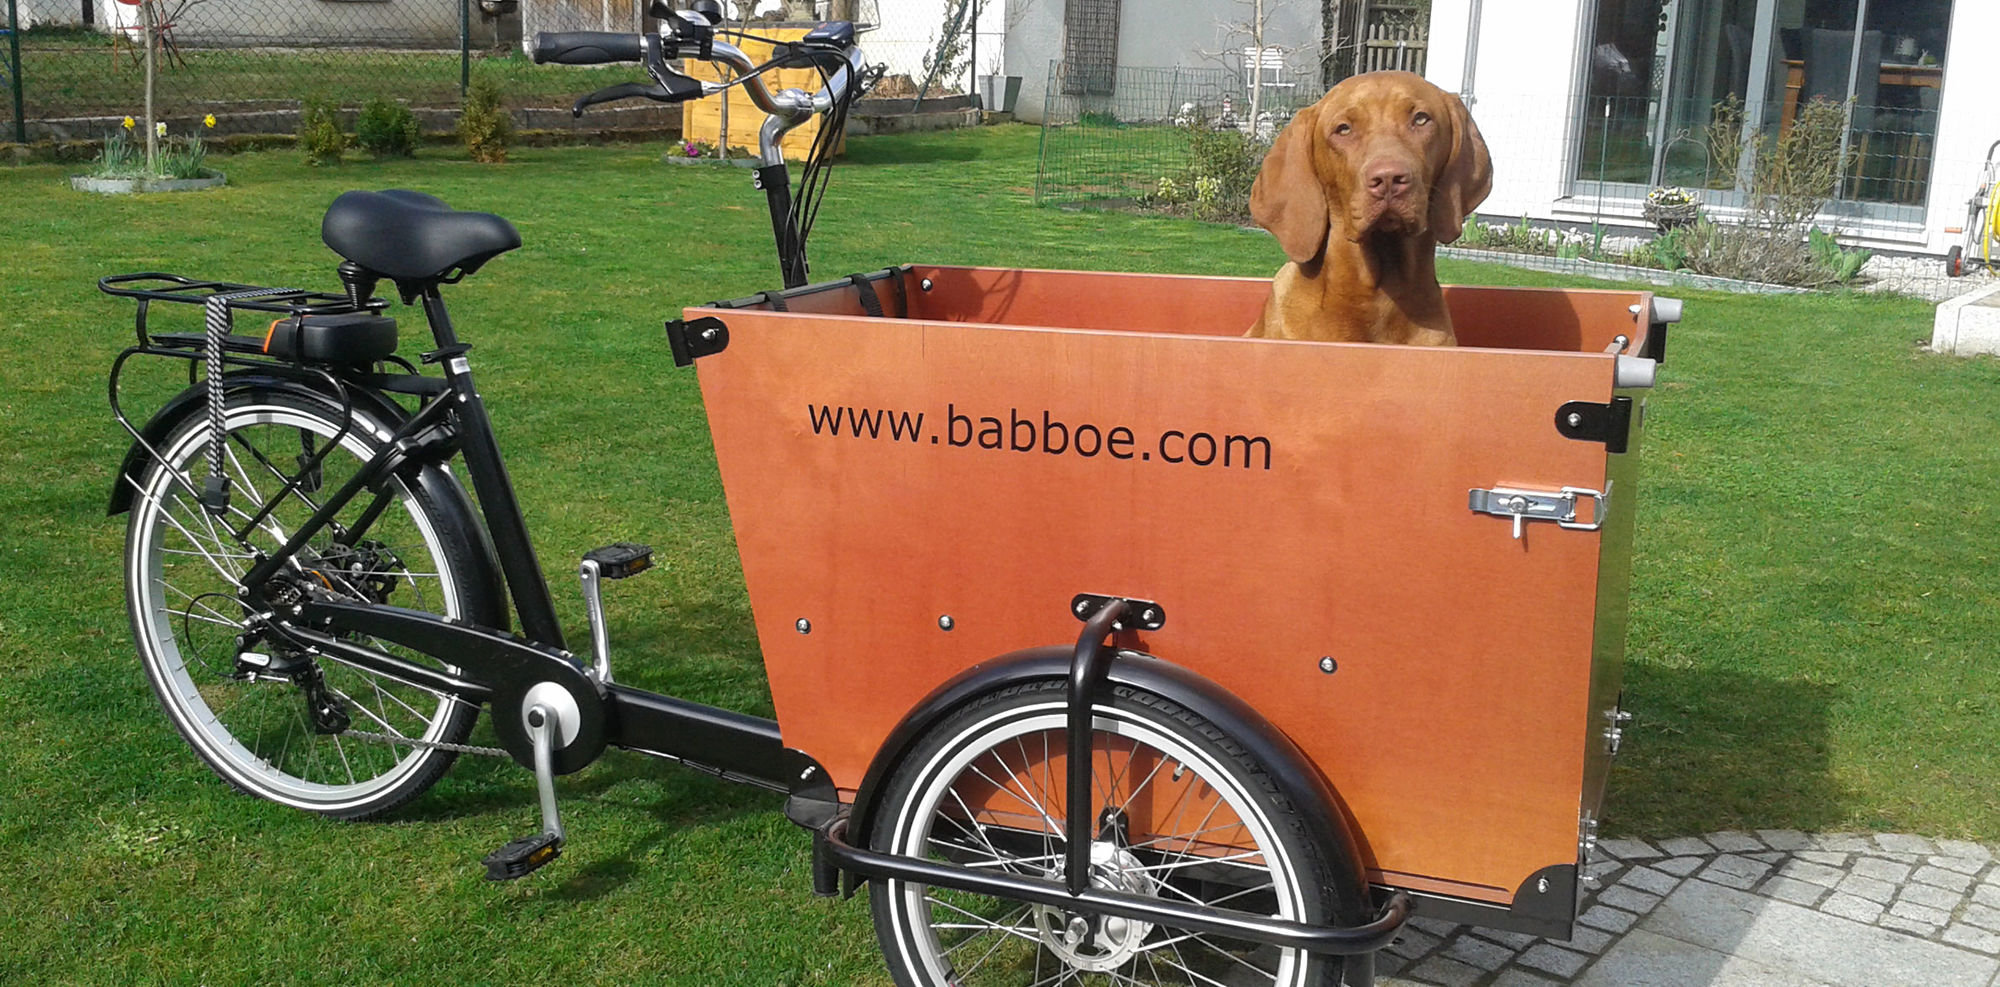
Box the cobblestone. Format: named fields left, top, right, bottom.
left=1703, top=830, right=1765, bottom=853
left=1619, top=866, right=1680, bottom=896
left=1516, top=944, right=1591, bottom=978
left=1373, top=833, right=2000, bottom=986
left=1836, top=872, right=1898, bottom=903
left=1852, top=857, right=1913, bottom=883
left=1778, top=858, right=1846, bottom=887
left=1821, top=892, right=1887, bottom=924
left=1876, top=833, right=1940, bottom=855
left=1898, top=881, right=1963, bottom=911
left=1654, top=835, right=1713, bottom=857
left=1442, top=935, right=1515, bottom=972
left=1929, top=853, right=1986, bottom=875
left=1913, top=864, right=1977, bottom=893
left=1595, top=838, right=1658, bottom=860
left=1653, top=856, right=1703, bottom=877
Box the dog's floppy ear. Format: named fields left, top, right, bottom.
left=1250, top=105, right=1330, bottom=265
left=1427, top=92, right=1493, bottom=244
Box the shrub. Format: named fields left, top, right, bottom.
left=459, top=79, right=513, bottom=164
left=354, top=98, right=421, bottom=159
left=297, top=99, right=346, bottom=167
left=1808, top=228, right=1872, bottom=284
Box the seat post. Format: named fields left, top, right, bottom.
left=417, top=285, right=461, bottom=348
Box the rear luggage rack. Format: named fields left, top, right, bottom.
left=101, top=272, right=388, bottom=347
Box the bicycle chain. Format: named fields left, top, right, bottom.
left=343, top=729, right=509, bottom=758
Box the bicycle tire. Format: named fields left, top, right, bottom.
left=123, top=379, right=502, bottom=819
left=867, top=679, right=1342, bottom=987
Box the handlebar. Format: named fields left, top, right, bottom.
left=532, top=31, right=645, bottom=65
left=529, top=11, right=870, bottom=126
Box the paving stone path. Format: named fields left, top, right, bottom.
left=1377, top=832, right=2000, bottom=987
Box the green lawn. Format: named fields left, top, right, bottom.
left=3, top=124, right=1998, bottom=985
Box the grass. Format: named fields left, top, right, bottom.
left=3, top=123, right=1999, bottom=983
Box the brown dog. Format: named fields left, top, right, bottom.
left=1246, top=71, right=1492, bottom=345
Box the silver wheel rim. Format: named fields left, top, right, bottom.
left=127, top=401, right=468, bottom=812
left=884, top=699, right=1311, bottom=987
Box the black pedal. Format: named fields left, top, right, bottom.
left=583, top=542, right=654, bottom=580
left=483, top=832, right=563, bottom=881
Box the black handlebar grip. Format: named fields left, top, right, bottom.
left=532, top=31, right=645, bottom=65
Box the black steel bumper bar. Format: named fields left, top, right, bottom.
left=818, top=817, right=1410, bottom=956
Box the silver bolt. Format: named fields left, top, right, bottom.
left=796, top=618, right=812, bottom=634
left=1140, top=608, right=1158, bottom=624
left=1567, top=412, right=1584, bottom=427
left=1537, top=877, right=1550, bottom=894
left=938, top=615, right=955, bottom=631
left=1074, top=599, right=1092, bottom=615
left=1318, top=656, right=1337, bottom=674
left=920, top=278, right=934, bottom=291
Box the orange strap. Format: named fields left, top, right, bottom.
left=262, top=318, right=286, bottom=353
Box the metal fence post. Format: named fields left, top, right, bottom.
left=7, top=0, right=25, bottom=144
left=460, top=0, right=470, bottom=98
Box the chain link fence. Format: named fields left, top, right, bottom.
left=1034, top=60, right=1321, bottom=214
left=0, top=0, right=993, bottom=144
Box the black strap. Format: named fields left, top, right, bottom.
left=760, top=290, right=789, bottom=312
left=848, top=273, right=884, bottom=318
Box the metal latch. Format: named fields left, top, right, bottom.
left=1468, top=483, right=1610, bottom=539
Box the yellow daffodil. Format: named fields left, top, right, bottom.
left=156, top=121, right=167, bottom=138
left=122, top=116, right=135, bottom=129
left=203, top=114, right=217, bottom=128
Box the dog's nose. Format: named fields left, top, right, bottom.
left=1366, top=163, right=1414, bottom=200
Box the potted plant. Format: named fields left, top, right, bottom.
left=72, top=114, right=225, bottom=194
left=978, top=53, right=1021, bottom=114
left=1642, top=186, right=1700, bottom=232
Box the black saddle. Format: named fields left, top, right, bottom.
left=321, top=190, right=521, bottom=284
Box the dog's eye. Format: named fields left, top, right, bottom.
left=1333, top=122, right=1352, bottom=136
left=1413, top=111, right=1433, bottom=127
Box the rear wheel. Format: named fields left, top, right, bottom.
left=868, top=680, right=1339, bottom=987
left=123, top=382, right=500, bottom=819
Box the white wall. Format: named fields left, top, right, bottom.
left=14, top=0, right=82, bottom=29
left=1425, top=0, right=1590, bottom=225
left=1919, top=1, right=1999, bottom=257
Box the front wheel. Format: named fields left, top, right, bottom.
left=868, top=679, right=1342, bottom=987
left=123, top=381, right=502, bottom=819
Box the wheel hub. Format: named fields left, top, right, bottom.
left=1033, top=841, right=1159, bottom=971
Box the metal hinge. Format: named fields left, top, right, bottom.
left=1604, top=706, right=1633, bottom=756
left=665, top=316, right=729, bottom=367
left=1468, top=483, right=1610, bottom=539
left=1555, top=396, right=1634, bottom=454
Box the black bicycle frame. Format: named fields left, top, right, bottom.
left=221, top=285, right=805, bottom=788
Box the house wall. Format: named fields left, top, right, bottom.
left=1005, top=0, right=1322, bottom=124
left=91, top=0, right=473, bottom=46
left=14, top=0, right=82, bottom=29
left=1429, top=0, right=1996, bottom=257
left=1918, top=1, right=1997, bottom=257
left=1425, top=0, right=1591, bottom=226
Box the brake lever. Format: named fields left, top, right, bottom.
left=571, top=73, right=703, bottom=118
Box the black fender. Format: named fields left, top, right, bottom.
left=107, top=368, right=507, bottom=627
left=111, top=367, right=414, bottom=515
left=846, top=645, right=1376, bottom=928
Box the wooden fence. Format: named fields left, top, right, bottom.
left=1357, top=2, right=1428, bottom=75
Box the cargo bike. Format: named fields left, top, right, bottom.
left=100, top=8, right=1680, bottom=985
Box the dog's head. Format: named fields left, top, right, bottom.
left=1250, top=71, right=1492, bottom=265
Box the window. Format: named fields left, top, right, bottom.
left=1576, top=0, right=1952, bottom=208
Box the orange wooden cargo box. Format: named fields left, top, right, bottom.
left=683, top=265, right=1670, bottom=937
